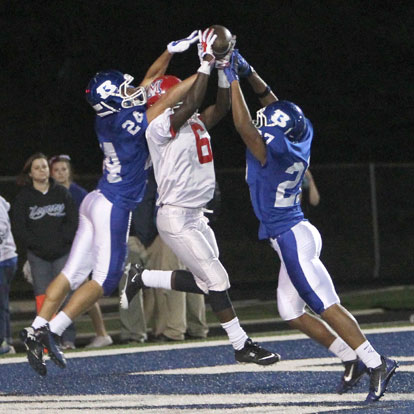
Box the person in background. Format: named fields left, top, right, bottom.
left=117, top=170, right=158, bottom=344
left=223, top=49, right=398, bottom=402
left=300, top=169, right=320, bottom=216
left=49, top=155, right=113, bottom=348
left=12, top=152, right=78, bottom=350
left=0, top=195, right=18, bottom=355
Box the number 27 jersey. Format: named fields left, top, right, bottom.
left=246, top=120, right=313, bottom=239
left=146, top=108, right=215, bottom=208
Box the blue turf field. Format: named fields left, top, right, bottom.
left=0, top=326, right=412, bottom=413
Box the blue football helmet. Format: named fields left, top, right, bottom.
left=254, top=100, right=308, bottom=143
left=85, top=70, right=147, bottom=117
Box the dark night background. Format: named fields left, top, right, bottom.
left=1, top=0, right=413, bottom=176
left=1, top=1, right=413, bottom=296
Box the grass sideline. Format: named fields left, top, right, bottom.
left=6, top=285, right=414, bottom=348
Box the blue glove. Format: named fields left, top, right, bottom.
left=234, top=49, right=253, bottom=78
left=223, top=53, right=239, bottom=84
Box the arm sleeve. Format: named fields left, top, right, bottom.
left=146, top=108, right=175, bottom=145
left=11, top=195, right=38, bottom=251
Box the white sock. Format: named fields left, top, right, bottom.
left=329, top=337, right=358, bottom=362
left=141, top=270, right=172, bottom=290
left=221, top=317, right=248, bottom=350
left=355, top=340, right=382, bottom=369
left=32, top=316, right=49, bottom=330
left=49, top=311, right=73, bottom=337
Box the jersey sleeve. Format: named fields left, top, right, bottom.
left=146, top=107, right=175, bottom=145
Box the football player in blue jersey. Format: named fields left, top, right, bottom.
left=20, top=31, right=201, bottom=376
left=223, top=51, right=398, bottom=403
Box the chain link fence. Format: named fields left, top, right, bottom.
left=2, top=163, right=413, bottom=300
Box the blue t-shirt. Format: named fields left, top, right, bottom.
left=246, top=119, right=313, bottom=239
left=95, top=106, right=150, bottom=210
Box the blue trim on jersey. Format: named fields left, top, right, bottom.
left=101, top=205, right=130, bottom=296
left=276, top=228, right=325, bottom=314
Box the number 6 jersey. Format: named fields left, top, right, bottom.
left=246, top=119, right=314, bottom=239
left=146, top=108, right=216, bottom=208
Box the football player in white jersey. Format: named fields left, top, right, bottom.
left=121, top=27, right=280, bottom=366
left=20, top=31, right=201, bottom=376
left=222, top=50, right=398, bottom=402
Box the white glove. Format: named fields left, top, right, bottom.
left=198, top=28, right=217, bottom=61
left=197, top=28, right=217, bottom=75
left=167, top=30, right=199, bottom=54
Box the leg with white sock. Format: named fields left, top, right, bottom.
left=322, top=304, right=381, bottom=369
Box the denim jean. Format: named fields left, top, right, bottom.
left=0, top=258, right=17, bottom=344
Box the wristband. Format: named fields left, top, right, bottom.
left=198, top=60, right=213, bottom=75
left=218, top=70, right=230, bottom=88
left=256, top=85, right=271, bottom=98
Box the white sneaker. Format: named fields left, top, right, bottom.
left=61, top=341, right=76, bottom=350
left=85, top=335, right=113, bottom=348
left=0, top=341, right=16, bottom=355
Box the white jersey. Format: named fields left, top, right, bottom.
left=146, top=108, right=216, bottom=208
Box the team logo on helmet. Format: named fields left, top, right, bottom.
left=254, top=101, right=308, bottom=143
left=96, top=80, right=119, bottom=100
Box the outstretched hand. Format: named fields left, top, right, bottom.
left=167, top=30, right=199, bottom=54
left=223, top=53, right=239, bottom=84
left=197, top=28, right=217, bottom=62
left=233, top=50, right=254, bottom=77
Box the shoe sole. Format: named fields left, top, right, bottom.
left=338, top=369, right=368, bottom=394
left=20, top=329, right=47, bottom=376
left=120, top=274, right=131, bottom=310
left=236, top=354, right=281, bottom=366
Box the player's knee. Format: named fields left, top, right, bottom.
left=208, top=290, right=232, bottom=313
left=173, top=270, right=206, bottom=294
left=277, top=299, right=304, bottom=321
left=206, top=261, right=230, bottom=292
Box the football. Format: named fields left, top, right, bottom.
left=209, top=25, right=233, bottom=59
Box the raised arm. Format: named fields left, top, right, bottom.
left=139, top=31, right=198, bottom=88
left=199, top=33, right=237, bottom=131
left=167, top=28, right=217, bottom=133
left=223, top=55, right=268, bottom=165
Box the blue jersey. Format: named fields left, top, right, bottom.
left=246, top=119, right=313, bottom=239
left=95, top=106, right=150, bottom=210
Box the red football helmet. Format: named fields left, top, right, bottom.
left=146, top=75, right=181, bottom=107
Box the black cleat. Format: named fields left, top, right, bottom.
left=20, top=327, right=47, bottom=376
left=35, top=324, right=66, bottom=369
left=366, top=356, right=398, bottom=403
left=120, top=263, right=144, bottom=310
left=337, top=358, right=367, bottom=394
left=235, top=338, right=281, bottom=366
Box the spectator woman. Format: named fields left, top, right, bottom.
left=49, top=155, right=113, bottom=348
left=12, top=152, right=78, bottom=349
